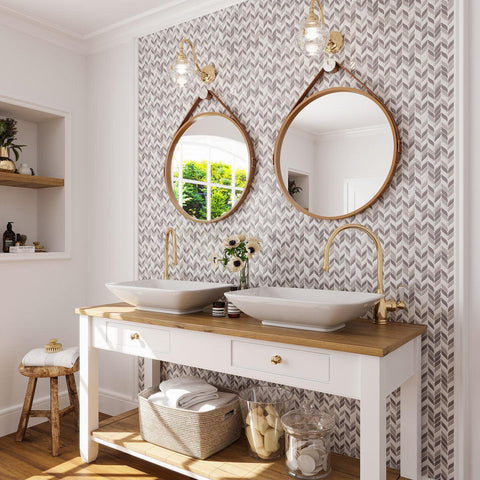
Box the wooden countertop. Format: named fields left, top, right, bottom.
left=76, top=303, right=426, bottom=357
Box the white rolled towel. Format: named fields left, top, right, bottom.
left=157, top=376, right=219, bottom=409
left=148, top=390, right=237, bottom=412
left=187, top=392, right=238, bottom=412
left=159, top=376, right=207, bottom=392
left=22, top=346, right=79, bottom=368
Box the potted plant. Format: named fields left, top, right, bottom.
left=288, top=179, right=303, bottom=198
left=0, top=118, right=25, bottom=173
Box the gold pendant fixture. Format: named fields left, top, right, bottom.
left=297, top=0, right=344, bottom=61
left=169, top=39, right=217, bottom=87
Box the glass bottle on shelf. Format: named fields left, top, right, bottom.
left=3, top=222, right=16, bottom=252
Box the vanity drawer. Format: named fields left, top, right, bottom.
left=231, top=340, right=330, bottom=383
left=106, top=321, right=170, bottom=358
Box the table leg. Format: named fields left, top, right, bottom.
left=400, top=337, right=422, bottom=479
left=360, top=355, right=386, bottom=480
left=143, top=358, right=161, bottom=391
left=79, top=314, right=99, bottom=463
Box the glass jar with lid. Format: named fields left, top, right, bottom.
left=281, top=407, right=335, bottom=479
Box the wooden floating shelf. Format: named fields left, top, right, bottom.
left=92, top=410, right=406, bottom=480
left=0, top=171, right=64, bottom=188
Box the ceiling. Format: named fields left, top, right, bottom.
left=291, top=91, right=390, bottom=136
left=0, top=0, right=177, bottom=38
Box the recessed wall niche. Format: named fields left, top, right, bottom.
left=0, top=96, right=70, bottom=260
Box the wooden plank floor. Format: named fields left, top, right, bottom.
left=0, top=411, right=407, bottom=480
left=0, top=413, right=188, bottom=480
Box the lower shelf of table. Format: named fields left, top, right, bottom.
left=92, top=409, right=407, bottom=480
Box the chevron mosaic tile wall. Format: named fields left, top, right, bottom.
left=137, top=0, right=454, bottom=477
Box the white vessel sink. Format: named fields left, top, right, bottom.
left=225, top=287, right=384, bottom=332
left=106, top=279, right=231, bottom=314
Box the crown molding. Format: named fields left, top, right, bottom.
left=315, top=124, right=391, bottom=140
left=0, top=0, right=247, bottom=56
left=293, top=123, right=391, bottom=140
left=85, top=0, right=246, bottom=53
left=0, top=5, right=86, bottom=54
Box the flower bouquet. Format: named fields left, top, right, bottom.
left=210, top=234, right=261, bottom=289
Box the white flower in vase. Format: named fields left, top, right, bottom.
left=210, top=233, right=262, bottom=290
left=223, top=235, right=241, bottom=248
left=209, top=252, right=221, bottom=269
left=246, top=240, right=261, bottom=258
left=227, top=256, right=244, bottom=272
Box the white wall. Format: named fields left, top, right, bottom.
left=0, top=29, right=139, bottom=435
left=282, top=127, right=316, bottom=209
left=314, top=128, right=392, bottom=216
left=281, top=126, right=392, bottom=216
left=0, top=24, right=88, bottom=435
left=463, top=0, right=479, bottom=477
left=86, top=40, right=138, bottom=413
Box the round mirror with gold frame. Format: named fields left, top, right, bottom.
left=165, top=111, right=255, bottom=223
left=274, top=86, right=401, bottom=220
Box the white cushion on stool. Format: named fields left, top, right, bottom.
left=22, top=346, right=79, bottom=368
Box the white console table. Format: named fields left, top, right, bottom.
left=77, top=303, right=425, bottom=480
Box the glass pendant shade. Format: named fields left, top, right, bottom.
left=296, top=21, right=329, bottom=56
left=169, top=56, right=194, bottom=86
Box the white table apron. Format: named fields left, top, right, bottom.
left=79, top=315, right=421, bottom=480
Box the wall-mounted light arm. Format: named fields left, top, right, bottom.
left=169, top=38, right=217, bottom=87
left=307, top=0, right=325, bottom=26
left=297, top=0, right=344, bottom=58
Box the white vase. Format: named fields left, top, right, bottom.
left=18, top=164, right=32, bottom=175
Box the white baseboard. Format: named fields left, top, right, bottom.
left=98, top=388, right=137, bottom=416
left=0, top=388, right=137, bottom=437
left=0, top=390, right=70, bottom=437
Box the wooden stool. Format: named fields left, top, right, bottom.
left=16, top=358, right=79, bottom=456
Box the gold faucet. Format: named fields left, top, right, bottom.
left=322, top=224, right=405, bottom=325
left=164, top=227, right=178, bottom=280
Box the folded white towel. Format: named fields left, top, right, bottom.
left=164, top=383, right=219, bottom=409
left=148, top=390, right=237, bottom=412
left=22, top=346, right=79, bottom=368
left=154, top=376, right=220, bottom=408
left=159, top=375, right=207, bottom=392
left=188, top=392, right=238, bottom=412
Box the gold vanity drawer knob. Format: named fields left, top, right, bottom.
left=130, top=332, right=140, bottom=340
left=271, top=354, right=282, bottom=365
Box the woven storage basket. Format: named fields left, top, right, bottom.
left=138, top=386, right=242, bottom=459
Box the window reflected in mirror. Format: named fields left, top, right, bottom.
left=166, top=113, right=254, bottom=223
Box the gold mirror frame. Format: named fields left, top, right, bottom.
left=273, top=65, right=401, bottom=220
left=165, top=100, right=256, bottom=223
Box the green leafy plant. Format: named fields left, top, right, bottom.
left=288, top=179, right=303, bottom=197
left=0, top=118, right=26, bottom=161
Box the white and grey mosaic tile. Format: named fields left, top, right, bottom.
left=137, top=1, right=455, bottom=477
